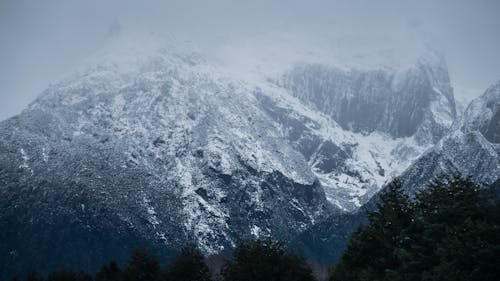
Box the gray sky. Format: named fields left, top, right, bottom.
left=1, top=0, right=499, bottom=121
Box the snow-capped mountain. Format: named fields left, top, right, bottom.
left=291, top=80, right=500, bottom=264
left=399, top=79, right=500, bottom=194
left=274, top=51, right=456, bottom=207
left=0, top=35, right=458, bottom=276
left=278, top=51, right=456, bottom=143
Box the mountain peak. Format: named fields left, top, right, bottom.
left=456, top=79, right=500, bottom=143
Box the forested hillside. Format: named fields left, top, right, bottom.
left=7, top=177, right=499, bottom=281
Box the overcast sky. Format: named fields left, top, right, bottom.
left=1, top=0, right=499, bottom=121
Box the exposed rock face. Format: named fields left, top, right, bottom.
left=458, top=81, right=500, bottom=142
left=291, top=80, right=500, bottom=264
left=0, top=42, right=458, bottom=278
left=279, top=52, right=456, bottom=144
left=399, top=80, right=500, bottom=195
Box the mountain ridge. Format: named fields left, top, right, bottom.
left=291, top=79, right=500, bottom=264
left=0, top=41, right=463, bottom=278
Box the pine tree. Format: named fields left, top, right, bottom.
left=222, top=239, right=315, bottom=281
left=329, top=176, right=500, bottom=281
left=122, top=250, right=162, bottom=281
left=330, top=179, right=412, bottom=281
left=409, top=177, right=500, bottom=281
left=25, top=271, right=42, bottom=281
left=96, top=261, right=122, bottom=281
left=25, top=272, right=40, bottom=281
left=166, top=246, right=210, bottom=281
left=45, top=270, right=92, bottom=281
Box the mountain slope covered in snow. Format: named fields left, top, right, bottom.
left=400, top=79, right=500, bottom=194
left=0, top=36, right=460, bottom=277
left=291, top=80, right=500, bottom=263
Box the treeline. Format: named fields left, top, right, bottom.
left=9, top=240, right=316, bottom=281
left=331, top=178, right=500, bottom=281
left=8, top=177, right=500, bottom=281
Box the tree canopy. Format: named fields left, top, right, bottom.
left=222, top=239, right=315, bottom=281
left=330, top=177, right=500, bottom=281
left=8, top=177, right=500, bottom=281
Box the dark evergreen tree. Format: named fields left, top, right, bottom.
left=95, top=261, right=122, bottom=281
left=330, top=179, right=412, bottom=281
left=221, top=239, right=315, bottom=281
left=25, top=272, right=40, bottom=281
left=330, top=177, right=500, bottom=281
left=409, top=177, right=500, bottom=281
left=122, top=250, right=162, bottom=281
left=166, top=246, right=210, bottom=281
left=45, top=270, right=92, bottom=281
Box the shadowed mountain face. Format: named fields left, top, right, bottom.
left=279, top=53, right=456, bottom=144
left=0, top=44, right=458, bottom=278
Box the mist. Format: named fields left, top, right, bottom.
left=1, top=0, right=499, bottom=121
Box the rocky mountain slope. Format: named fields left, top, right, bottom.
left=279, top=51, right=456, bottom=144
left=292, top=80, right=500, bottom=263
left=0, top=38, right=458, bottom=277
left=400, top=79, right=500, bottom=194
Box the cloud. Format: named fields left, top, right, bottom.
left=0, top=0, right=499, bottom=121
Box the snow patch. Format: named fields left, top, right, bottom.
left=141, top=193, right=160, bottom=227
left=42, top=148, right=49, bottom=163
left=19, top=148, right=33, bottom=176
left=250, top=225, right=261, bottom=238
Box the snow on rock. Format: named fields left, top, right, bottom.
left=19, top=148, right=33, bottom=176
left=399, top=80, right=500, bottom=195
left=0, top=33, right=463, bottom=268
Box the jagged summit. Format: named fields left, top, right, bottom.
left=398, top=79, right=500, bottom=195
left=278, top=49, right=455, bottom=143
left=455, top=80, right=500, bottom=142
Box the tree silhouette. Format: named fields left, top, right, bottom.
left=96, top=261, right=122, bottom=281
left=122, top=250, right=162, bottom=281
left=222, top=239, right=315, bottom=281
left=330, top=177, right=500, bottom=281
left=45, top=270, right=92, bottom=281
left=331, top=179, right=412, bottom=280
left=166, top=246, right=210, bottom=281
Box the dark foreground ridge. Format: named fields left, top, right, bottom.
left=6, top=177, right=500, bottom=281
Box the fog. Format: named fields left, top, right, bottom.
left=1, top=0, right=499, bottom=121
